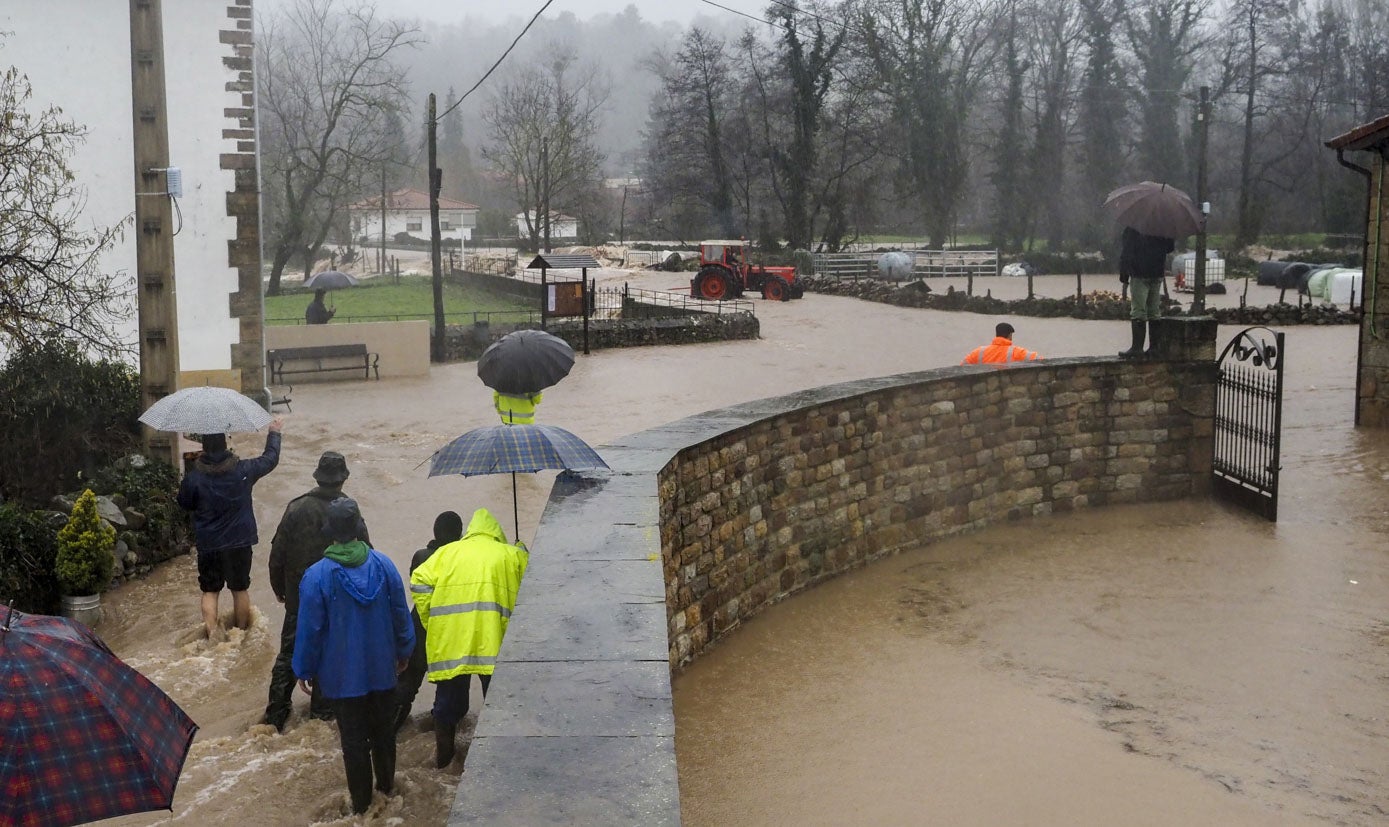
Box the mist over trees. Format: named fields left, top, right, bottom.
left=258, top=0, right=1387, bottom=254
left=634, top=0, right=1387, bottom=252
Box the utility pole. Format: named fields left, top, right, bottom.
left=619, top=184, right=628, bottom=245
left=380, top=166, right=387, bottom=275
left=427, top=93, right=446, bottom=362
left=542, top=136, right=551, bottom=253
left=1193, top=85, right=1210, bottom=314
left=129, top=0, right=180, bottom=469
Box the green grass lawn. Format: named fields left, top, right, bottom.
left=264, top=276, right=534, bottom=326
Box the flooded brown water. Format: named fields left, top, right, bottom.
left=95, top=272, right=1387, bottom=824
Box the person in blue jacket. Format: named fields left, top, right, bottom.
left=176, top=418, right=283, bottom=640
left=293, top=497, right=414, bottom=816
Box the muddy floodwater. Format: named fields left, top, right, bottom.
left=94, top=271, right=1387, bottom=825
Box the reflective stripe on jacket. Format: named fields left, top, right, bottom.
left=494, top=391, right=542, bottom=425
left=409, top=508, right=529, bottom=681
left=961, top=337, right=1041, bottom=365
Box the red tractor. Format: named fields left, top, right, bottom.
left=689, top=240, right=804, bottom=302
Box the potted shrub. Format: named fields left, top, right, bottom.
left=55, top=489, right=116, bottom=625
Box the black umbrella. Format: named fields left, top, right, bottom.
left=477, top=330, right=576, bottom=395
left=1102, top=181, right=1203, bottom=239
left=302, top=270, right=358, bottom=290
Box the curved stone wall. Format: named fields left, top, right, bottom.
left=451, top=356, right=1216, bottom=825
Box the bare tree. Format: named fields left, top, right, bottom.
left=641, top=28, right=739, bottom=238
left=0, top=65, right=133, bottom=354
left=1123, top=0, right=1211, bottom=184
left=861, top=0, right=991, bottom=248
left=482, top=49, right=608, bottom=252
left=1076, top=0, right=1127, bottom=247
left=257, top=0, right=420, bottom=295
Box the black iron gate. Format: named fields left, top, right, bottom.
left=1212, top=327, right=1285, bottom=521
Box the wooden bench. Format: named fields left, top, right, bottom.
left=267, top=344, right=379, bottom=384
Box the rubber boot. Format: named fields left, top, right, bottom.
left=1144, top=320, right=1161, bottom=359
left=435, top=721, right=458, bottom=769
left=1118, top=320, right=1145, bottom=359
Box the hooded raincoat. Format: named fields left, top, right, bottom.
left=293, top=546, right=414, bottom=699
left=410, top=508, right=528, bottom=682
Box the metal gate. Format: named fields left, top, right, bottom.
left=1212, top=327, right=1285, bottom=520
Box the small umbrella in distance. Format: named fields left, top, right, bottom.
left=478, top=330, right=575, bottom=395
left=302, top=270, right=359, bottom=290
left=0, top=605, right=198, bottom=827
left=139, top=385, right=272, bottom=434
left=427, top=422, right=608, bottom=539
left=1102, top=181, right=1204, bottom=239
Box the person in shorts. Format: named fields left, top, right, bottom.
left=176, top=418, right=283, bottom=639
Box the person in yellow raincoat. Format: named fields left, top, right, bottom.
left=409, top=507, right=528, bottom=767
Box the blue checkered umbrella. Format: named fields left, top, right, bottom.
left=427, top=424, right=607, bottom=537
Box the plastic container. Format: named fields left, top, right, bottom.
left=1256, top=260, right=1288, bottom=286
left=1175, top=256, right=1224, bottom=292
left=1325, top=269, right=1363, bottom=306
left=1305, top=267, right=1333, bottom=299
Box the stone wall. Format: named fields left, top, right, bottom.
left=452, top=351, right=1217, bottom=824
left=660, top=358, right=1216, bottom=667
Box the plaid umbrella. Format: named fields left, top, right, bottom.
left=0, top=606, right=198, bottom=827
left=427, top=423, right=608, bottom=538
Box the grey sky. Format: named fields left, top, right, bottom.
left=257, top=0, right=770, bottom=26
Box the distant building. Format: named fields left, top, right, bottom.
left=603, top=177, right=642, bottom=191
left=350, top=188, right=480, bottom=244
left=515, top=211, right=579, bottom=240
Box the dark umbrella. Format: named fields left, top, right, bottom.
left=0, top=605, right=198, bottom=827
left=427, top=423, right=608, bottom=538
left=302, top=270, right=359, bottom=290
left=477, top=330, right=576, bottom=395
left=1102, top=181, right=1203, bottom=238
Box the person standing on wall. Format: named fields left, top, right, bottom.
left=176, top=419, right=283, bottom=640
left=294, top=497, right=414, bottom=816
left=262, top=451, right=367, bottom=732
left=410, top=507, right=529, bottom=768
left=1118, top=226, right=1175, bottom=359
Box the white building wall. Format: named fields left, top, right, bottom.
left=353, top=210, right=475, bottom=244
left=1, top=1, right=246, bottom=372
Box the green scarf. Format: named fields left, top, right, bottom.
left=324, top=539, right=369, bottom=568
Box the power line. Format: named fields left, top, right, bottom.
left=435, top=0, right=555, bottom=121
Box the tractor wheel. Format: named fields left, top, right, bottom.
left=789, top=281, right=805, bottom=299
left=693, top=266, right=731, bottom=301
left=762, top=275, right=790, bottom=302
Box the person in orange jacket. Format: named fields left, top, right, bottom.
left=961, top=322, right=1041, bottom=365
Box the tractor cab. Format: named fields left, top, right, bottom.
left=690, top=239, right=803, bottom=302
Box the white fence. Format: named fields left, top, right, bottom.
left=812, top=249, right=999, bottom=280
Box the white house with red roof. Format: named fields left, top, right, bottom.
left=350, top=188, right=479, bottom=245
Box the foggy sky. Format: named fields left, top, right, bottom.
left=255, top=0, right=766, bottom=26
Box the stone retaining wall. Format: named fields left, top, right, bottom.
left=452, top=350, right=1217, bottom=825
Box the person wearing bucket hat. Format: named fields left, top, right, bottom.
left=294, top=497, right=413, bottom=815
left=262, top=452, right=369, bottom=732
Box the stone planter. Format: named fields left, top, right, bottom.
left=59, top=593, right=102, bottom=627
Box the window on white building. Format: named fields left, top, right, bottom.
left=406, top=221, right=422, bottom=232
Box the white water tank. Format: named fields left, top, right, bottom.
left=1325, top=269, right=1363, bottom=306
left=877, top=251, right=913, bottom=281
